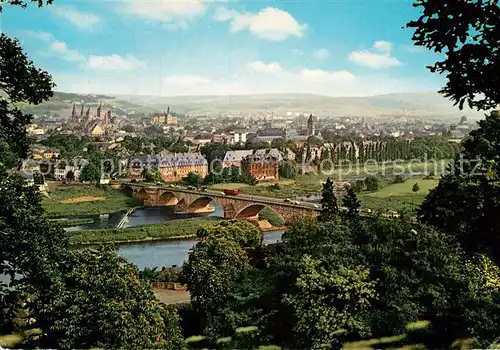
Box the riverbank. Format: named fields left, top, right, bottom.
left=69, top=216, right=222, bottom=245
left=51, top=218, right=95, bottom=228
left=43, top=186, right=140, bottom=218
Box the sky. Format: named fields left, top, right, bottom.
left=0, top=0, right=447, bottom=97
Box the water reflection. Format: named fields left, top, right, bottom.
left=64, top=205, right=223, bottom=232
left=118, top=230, right=284, bottom=270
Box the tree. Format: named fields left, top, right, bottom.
left=30, top=247, right=185, bottom=349
left=65, top=170, right=74, bottom=181
left=183, top=171, right=201, bottom=187
left=181, top=221, right=263, bottom=343
left=142, top=167, right=162, bottom=183
left=79, top=161, right=101, bottom=184
left=412, top=182, right=420, bottom=194
left=122, top=124, right=135, bottom=133
left=351, top=180, right=365, bottom=193
left=393, top=175, right=406, bottom=184
left=279, top=160, right=298, bottom=179
left=342, top=185, right=361, bottom=221
left=418, top=110, right=500, bottom=263
left=364, top=175, right=379, bottom=192
left=319, top=177, right=339, bottom=222
left=406, top=0, right=500, bottom=111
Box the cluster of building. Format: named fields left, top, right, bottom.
left=72, top=102, right=114, bottom=136
left=126, top=148, right=283, bottom=183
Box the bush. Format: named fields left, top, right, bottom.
left=364, top=176, right=379, bottom=191
left=393, top=175, right=406, bottom=184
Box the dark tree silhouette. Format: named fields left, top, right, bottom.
left=407, top=0, right=500, bottom=110
left=319, top=177, right=338, bottom=222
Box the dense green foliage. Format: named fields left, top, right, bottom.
left=278, top=160, right=298, bottom=179
left=181, top=215, right=500, bottom=349
left=364, top=175, right=379, bottom=191
left=182, top=171, right=202, bottom=187
left=407, top=0, right=500, bottom=111
left=1, top=17, right=185, bottom=348
left=142, top=167, right=163, bottom=183
left=203, top=165, right=257, bottom=186
left=319, top=178, right=339, bottom=222
left=419, top=110, right=500, bottom=263
left=30, top=247, right=185, bottom=349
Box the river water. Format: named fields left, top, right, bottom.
left=59, top=205, right=283, bottom=270
left=118, top=230, right=284, bottom=270
left=63, top=205, right=223, bottom=232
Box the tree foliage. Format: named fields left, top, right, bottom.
left=29, top=247, right=184, bottom=349
left=364, top=175, right=379, bottom=192
left=418, top=110, right=500, bottom=263
left=279, top=160, right=298, bottom=179
left=407, top=0, right=500, bottom=110
left=319, top=178, right=339, bottom=222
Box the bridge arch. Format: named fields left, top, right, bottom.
left=157, top=191, right=178, bottom=206
left=122, top=186, right=134, bottom=196
left=186, top=197, right=215, bottom=213
left=135, top=189, right=148, bottom=200
left=235, top=204, right=284, bottom=224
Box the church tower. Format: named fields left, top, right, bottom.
left=97, top=101, right=102, bottom=119
left=80, top=102, right=85, bottom=118
left=307, top=114, right=316, bottom=136
left=71, top=103, right=76, bottom=120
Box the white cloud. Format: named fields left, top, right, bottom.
left=122, top=0, right=208, bottom=29
left=88, top=55, right=145, bottom=71
left=24, top=31, right=86, bottom=62
left=373, top=40, right=392, bottom=53
left=247, top=61, right=282, bottom=73
left=214, top=6, right=306, bottom=41
left=313, top=48, right=329, bottom=59
left=50, top=40, right=86, bottom=62
left=300, top=69, right=356, bottom=83
left=50, top=6, right=101, bottom=30
left=349, top=41, right=402, bottom=69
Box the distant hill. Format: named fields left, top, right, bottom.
left=19, top=91, right=488, bottom=120
left=16, top=92, right=158, bottom=118
left=116, top=92, right=487, bottom=120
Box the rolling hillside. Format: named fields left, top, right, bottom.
left=18, top=91, right=487, bottom=120
left=16, top=92, right=158, bottom=117
left=116, top=92, right=486, bottom=119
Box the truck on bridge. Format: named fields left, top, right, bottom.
left=223, top=189, right=239, bottom=196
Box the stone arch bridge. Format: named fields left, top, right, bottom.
left=122, top=184, right=320, bottom=224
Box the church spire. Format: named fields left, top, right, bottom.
left=166, top=105, right=170, bottom=116
left=71, top=103, right=76, bottom=119
left=97, top=101, right=102, bottom=118
left=80, top=102, right=85, bottom=118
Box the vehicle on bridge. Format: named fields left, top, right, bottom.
left=223, top=189, right=239, bottom=196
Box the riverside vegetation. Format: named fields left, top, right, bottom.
left=69, top=217, right=221, bottom=245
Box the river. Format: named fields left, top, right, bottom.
left=118, top=230, right=284, bottom=270
left=58, top=205, right=283, bottom=270
left=63, top=205, right=223, bottom=232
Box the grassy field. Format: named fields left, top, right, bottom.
left=209, top=161, right=446, bottom=200
left=358, top=179, right=439, bottom=213
left=258, top=207, right=285, bottom=226
left=69, top=217, right=222, bottom=245
left=43, top=186, right=140, bottom=218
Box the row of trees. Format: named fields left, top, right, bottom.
left=299, top=136, right=460, bottom=165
